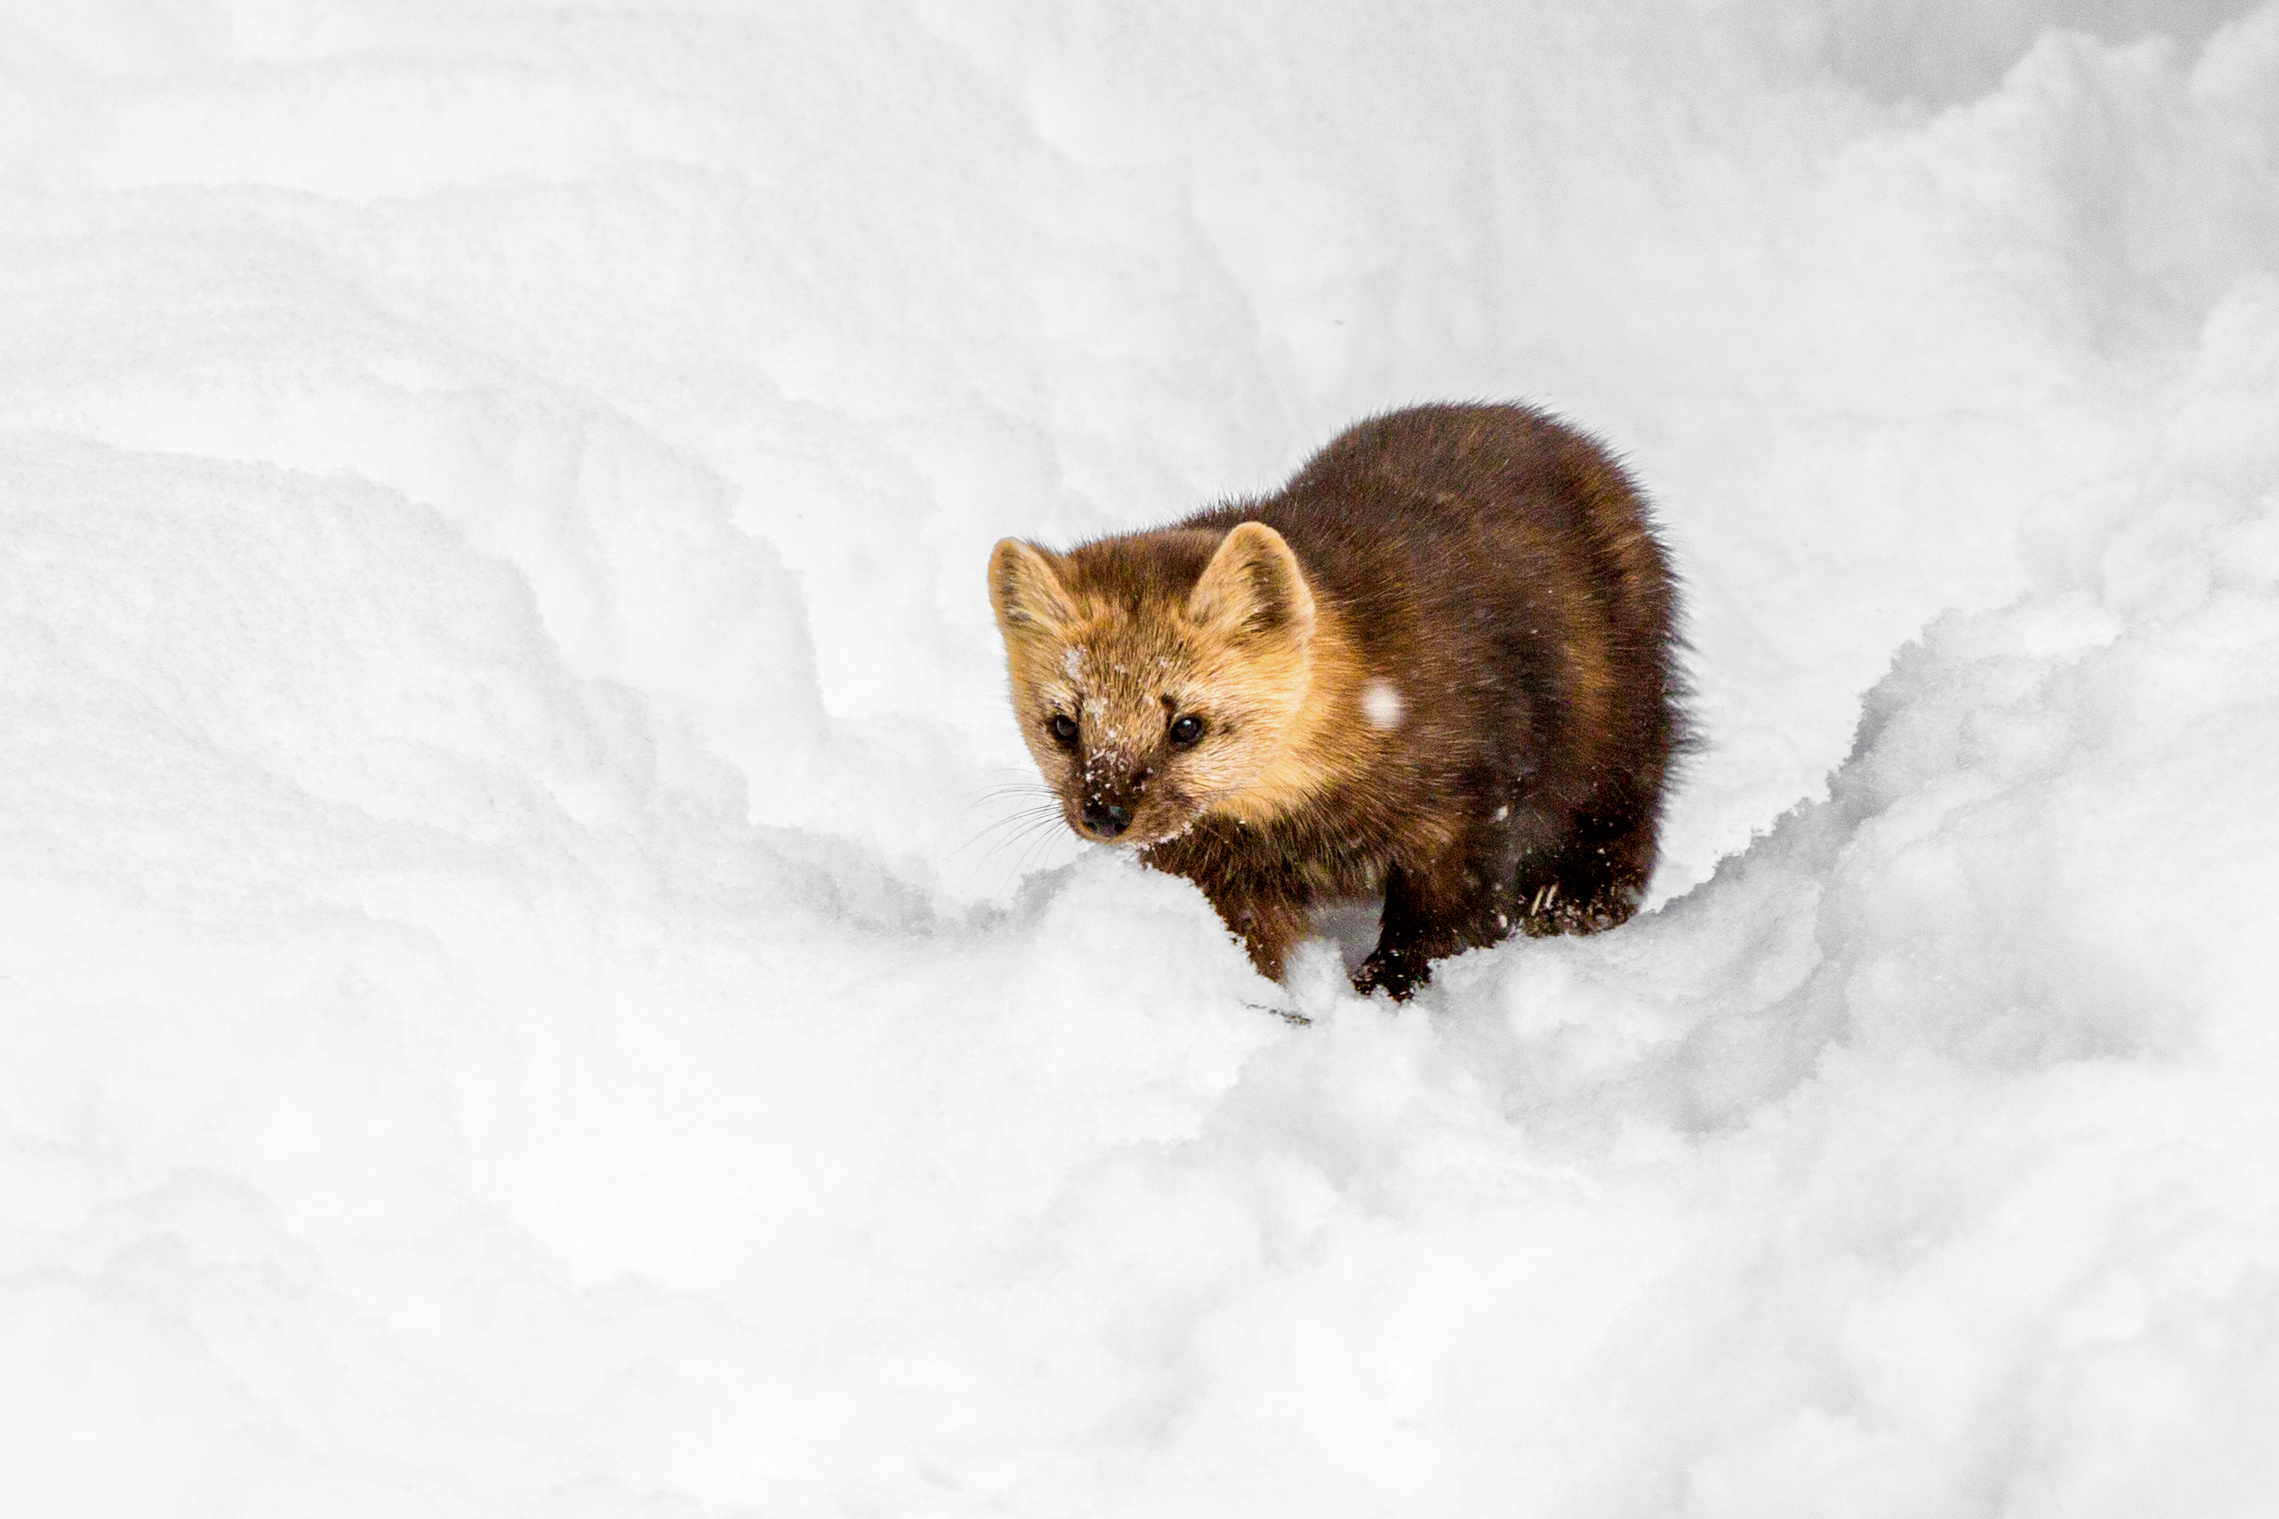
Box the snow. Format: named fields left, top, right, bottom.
left=1361, top=678, right=1405, bottom=731
left=4, top=1, right=2277, bottom=1513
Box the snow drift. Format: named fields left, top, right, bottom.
left=3, top=1, right=2277, bottom=1514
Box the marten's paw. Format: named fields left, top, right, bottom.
left=1516, top=879, right=1643, bottom=937
left=1352, top=945, right=1432, bottom=1001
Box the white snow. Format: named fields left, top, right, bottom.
left=1361, top=678, right=1406, bottom=731
left=4, top=2, right=2278, bottom=1514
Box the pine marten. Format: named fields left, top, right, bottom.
left=988, top=403, right=1684, bottom=999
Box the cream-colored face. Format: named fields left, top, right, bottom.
left=988, top=524, right=1320, bottom=847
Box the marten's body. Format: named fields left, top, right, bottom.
left=989, top=403, right=1683, bottom=998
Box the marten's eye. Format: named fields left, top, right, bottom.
left=1168, top=713, right=1205, bottom=747
left=1048, top=713, right=1079, bottom=747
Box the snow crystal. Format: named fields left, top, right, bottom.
left=1361, top=678, right=1406, bottom=730
left=5, top=3, right=2279, bottom=1515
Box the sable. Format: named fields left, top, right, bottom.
left=989, top=403, right=1685, bottom=999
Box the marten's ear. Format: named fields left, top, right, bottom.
left=989, top=538, right=1076, bottom=639
left=1187, top=522, right=1315, bottom=644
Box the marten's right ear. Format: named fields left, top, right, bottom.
left=989, top=538, right=1076, bottom=639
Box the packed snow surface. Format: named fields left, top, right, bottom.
left=6, top=2, right=2279, bottom=1514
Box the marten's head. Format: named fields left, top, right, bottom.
left=989, top=522, right=1328, bottom=847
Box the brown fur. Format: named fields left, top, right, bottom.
left=989, top=403, right=1686, bottom=999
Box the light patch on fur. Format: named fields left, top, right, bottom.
left=1362, top=680, right=1405, bottom=730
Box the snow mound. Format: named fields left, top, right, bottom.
left=4, top=2, right=2278, bottom=1513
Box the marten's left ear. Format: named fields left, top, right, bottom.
left=1187, top=522, right=1315, bottom=644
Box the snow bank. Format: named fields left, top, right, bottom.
left=3, top=1, right=2277, bottom=1513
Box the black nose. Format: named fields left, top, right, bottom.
left=1082, top=801, right=1132, bottom=838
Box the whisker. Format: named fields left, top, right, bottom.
left=953, top=804, right=1066, bottom=860
left=986, top=816, right=1068, bottom=867
left=1014, top=830, right=1077, bottom=878
left=965, top=782, right=1058, bottom=805
left=957, top=785, right=1061, bottom=829
left=963, top=801, right=1062, bottom=831
left=979, top=809, right=1077, bottom=870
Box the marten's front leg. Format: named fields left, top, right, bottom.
left=1354, top=854, right=1488, bottom=999
left=1149, top=845, right=1313, bottom=983
left=1211, top=881, right=1313, bottom=982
